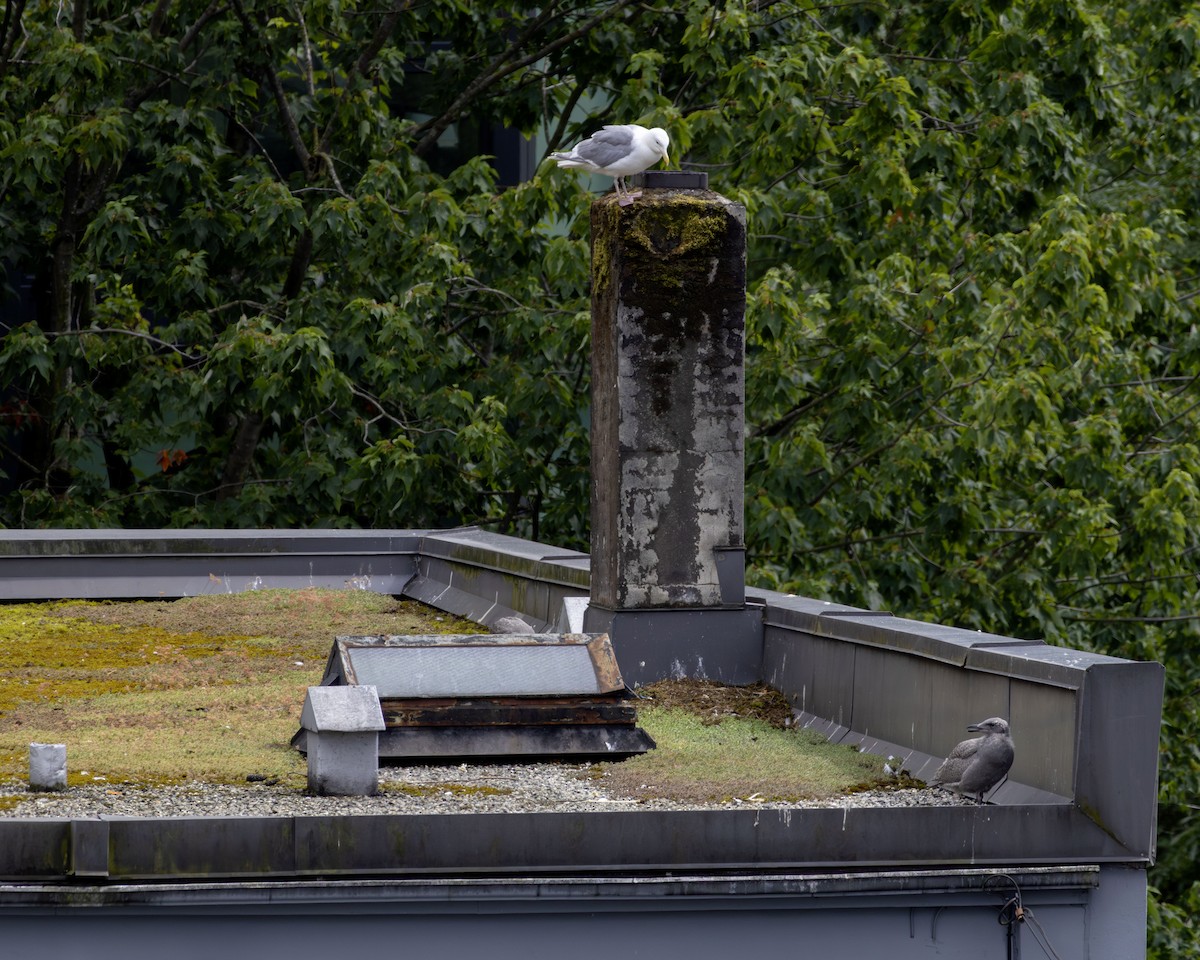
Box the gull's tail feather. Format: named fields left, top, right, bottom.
left=551, top=153, right=594, bottom=171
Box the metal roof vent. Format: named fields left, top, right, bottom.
left=293, top=633, right=655, bottom=761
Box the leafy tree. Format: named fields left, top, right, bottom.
left=1, top=0, right=612, bottom=535
left=2, top=2, right=1199, bottom=950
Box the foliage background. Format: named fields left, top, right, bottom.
left=1, top=1, right=1198, bottom=950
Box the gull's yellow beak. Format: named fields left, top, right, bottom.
left=661, top=150, right=670, bottom=170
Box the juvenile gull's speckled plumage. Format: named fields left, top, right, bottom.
left=930, top=717, right=1014, bottom=803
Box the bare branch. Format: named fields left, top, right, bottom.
left=413, top=0, right=640, bottom=158
left=0, top=0, right=29, bottom=80
left=315, top=0, right=413, bottom=160
left=1059, top=611, right=1200, bottom=624
left=795, top=527, right=927, bottom=557
left=292, top=1, right=316, bottom=98
left=218, top=108, right=287, bottom=182
left=413, top=2, right=564, bottom=151
left=1057, top=567, right=1200, bottom=604
left=317, top=152, right=350, bottom=197
left=1132, top=393, right=1200, bottom=457
left=750, top=390, right=834, bottom=439
left=41, top=326, right=201, bottom=362
left=542, top=77, right=587, bottom=156
left=206, top=299, right=275, bottom=316
left=72, top=0, right=86, bottom=41
left=148, top=0, right=171, bottom=38
left=179, top=0, right=223, bottom=53
left=231, top=0, right=311, bottom=172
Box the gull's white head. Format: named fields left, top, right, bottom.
left=648, top=127, right=670, bottom=168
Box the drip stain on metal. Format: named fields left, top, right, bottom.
left=294, top=633, right=655, bottom=762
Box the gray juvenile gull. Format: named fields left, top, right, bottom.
left=930, top=717, right=1014, bottom=803
left=551, top=124, right=670, bottom=206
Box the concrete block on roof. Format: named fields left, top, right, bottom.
left=29, top=742, right=66, bottom=792
left=301, top=685, right=384, bottom=796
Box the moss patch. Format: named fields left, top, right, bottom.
left=636, top=678, right=796, bottom=728
left=596, top=703, right=888, bottom=803
left=0, top=590, right=477, bottom=786
left=591, top=679, right=897, bottom=804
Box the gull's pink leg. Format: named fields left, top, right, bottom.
left=617, top=176, right=641, bottom=206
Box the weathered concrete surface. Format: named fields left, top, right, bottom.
left=301, top=685, right=385, bottom=733
left=589, top=188, right=747, bottom=611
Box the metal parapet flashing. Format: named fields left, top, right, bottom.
left=0, top=806, right=1129, bottom=883
left=404, top=529, right=591, bottom=632
left=0, top=528, right=429, bottom=599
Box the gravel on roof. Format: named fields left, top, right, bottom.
left=0, top=762, right=976, bottom=819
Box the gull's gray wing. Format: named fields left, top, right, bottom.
left=931, top=755, right=969, bottom=786
left=945, top=735, right=982, bottom=761
left=573, top=125, right=637, bottom=168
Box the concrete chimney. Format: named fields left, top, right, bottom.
left=584, top=172, right=761, bottom=685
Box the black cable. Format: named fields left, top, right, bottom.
left=983, top=873, right=1067, bottom=960
left=1023, top=910, right=1067, bottom=960
left=998, top=894, right=1025, bottom=928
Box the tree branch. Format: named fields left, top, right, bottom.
left=804, top=370, right=988, bottom=508
left=315, top=0, right=413, bottom=159
left=72, top=0, right=86, bottom=41
left=1131, top=393, right=1200, bottom=457
left=41, top=327, right=201, bottom=362
left=179, top=0, right=224, bottom=53
left=751, top=390, right=836, bottom=439
left=0, top=0, right=28, bottom=80
left=1059, top=611, right=1200, bottom=624
left=148, top=0, right=172, bottom=37
left=216, top=411, right=264, bottom=500
left=412, top=1, right=562, bottom=144
left=1056, top=567, right=1200, bottom=604
left=790, top=527, right=927, bottom=557
left=230, top=0, right=311, bottom=172
left=542, top=77, right=587, bottom=156
left=413, top=0, right=639, bottom=158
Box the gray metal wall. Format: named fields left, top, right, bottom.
left=0, top=867, right=1143, bottom=960
left=757, top=592, right=1163, bottom=859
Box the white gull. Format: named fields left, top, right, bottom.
left=551, top=124, right=670, bottom=205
